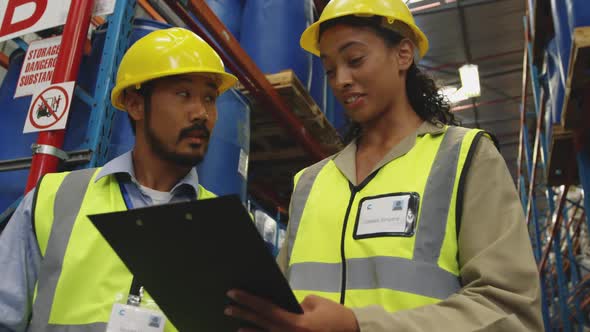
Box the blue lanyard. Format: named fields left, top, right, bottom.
left=117, top=178, right=143, bottom=302
left=118, top=181, right=134, bottom=210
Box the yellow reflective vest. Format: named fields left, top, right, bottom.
left=285, top=126, right=490, bottom=313
left=29, top=168, right=215, bottom=332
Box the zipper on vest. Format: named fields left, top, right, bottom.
left=339, top=182, right=357, bottom=304
left=339, top=171, right=380, bottom=304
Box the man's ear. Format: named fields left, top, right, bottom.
left=123, top=88, right=145, bottom=122
left=397, top=39, right=415, bottom=71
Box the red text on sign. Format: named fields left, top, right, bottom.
left=0, top=0, right=48, bottom=37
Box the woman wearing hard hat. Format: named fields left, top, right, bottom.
left=226, top=0, right=543, bottom=331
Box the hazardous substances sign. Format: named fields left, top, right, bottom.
left=15, top=36, right=62, bottom=97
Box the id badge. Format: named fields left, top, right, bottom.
left=354, top=193, right=420, bottom=239
left=106, top=303, right=166, bottom=332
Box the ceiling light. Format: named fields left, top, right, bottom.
left=459, top=64, right=481, bottom=98
left=439, top=86, right=469, bottom=104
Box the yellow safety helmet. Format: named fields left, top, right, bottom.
left=300, top=0, right=429, bottom=59
left=111, top=27, right=238, bottom=111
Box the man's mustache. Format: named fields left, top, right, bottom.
left=178, top=123, right=211, bottom=142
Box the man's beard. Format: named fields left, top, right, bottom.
left=144, top=119, right=210, bottom=168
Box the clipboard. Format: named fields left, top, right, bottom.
left=88, top=195, right=302, bottom=331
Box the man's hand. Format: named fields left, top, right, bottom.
left=225, top=290, right=360, bottom=332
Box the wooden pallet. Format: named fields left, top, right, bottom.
left=237, top=70, right=343, bottom=159
left=236, top=70, right=344, bottom=208
left=547, top=125, right=579, bottom=186
left=561, top=26, right=590, bottom=129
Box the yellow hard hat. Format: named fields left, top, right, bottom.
left=111, top=27, right=238, bottom=111
left=300, top=0, right=429, bottom=59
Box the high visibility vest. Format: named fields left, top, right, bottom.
left=29, top=168, right=215, bottom=332
left=285, top=126, right=489, bottom=313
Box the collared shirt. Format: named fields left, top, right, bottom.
left=333, top=121, right=445, bottom=186
left=0, top=151, right=201, bottom=332
left=95, top=151, right=201, bottom=208
left=277, top=122, right=544, bottom=332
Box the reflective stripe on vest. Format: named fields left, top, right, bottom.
left=29, top=168, right=99, bottom=332
left=29, top=322, right=106, bottom=332
left=286, top=126, right=474, bottom=303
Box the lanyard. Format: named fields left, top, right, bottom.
left=119, top=180, right=134, bottom=209
left=117, top=178, right=143, bottom=305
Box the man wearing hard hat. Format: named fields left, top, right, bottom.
left=0, top=28, right=236, bottom=331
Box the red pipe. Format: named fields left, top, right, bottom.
left=564, top=199, right=582, bottom=230
left=450, top=95, right=525, bottom=112
left=138, top=0, right=167, bottom=23
left=572, top=212, right=586, bottom=258
left=422, top=49, right=522, bottom=72
left=25, top=0, right=95, bottom=192
left=166, top=0, right=327, bottom=162
left=410, top=2, right=442, bottom=13
left=538, top=185, right=569, bottom=273
left=0, top=52, right=8, bottom=69
left=517, top=28, right=529, bottom=195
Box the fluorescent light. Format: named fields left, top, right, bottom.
left=440, top=64, right=482, bottom=105
left=459, top=64, right=481, bottom=98
left=439, top=86, right=469, bottom=104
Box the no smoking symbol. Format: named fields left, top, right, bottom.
left=29, top=85, right=70, bottom=129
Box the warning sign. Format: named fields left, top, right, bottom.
left=14, top=36, right=61, bottom=97
left=23, top=81, right=74, bottom=133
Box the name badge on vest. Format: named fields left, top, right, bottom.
left=354, top=193, right=420, bottom=239
left=107, top=303, right=166, bottom=332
